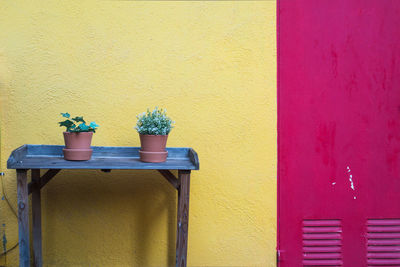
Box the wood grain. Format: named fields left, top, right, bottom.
left=176, top=170, right=191, bottom=267
left=17, top=169, right=29, bottom=267
left=31, top=169, right=42, bottom=267
left=188, top=148, right=199, bottom=170
left=28, top=169, right=60, bottom=195
left=158, top=170, right=179, bottom=189
left=8, top=145, right=199, bottom=170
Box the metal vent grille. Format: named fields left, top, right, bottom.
left=302, top=219, right=343, bottom=266
left=367, top=219, right=400, bottom=266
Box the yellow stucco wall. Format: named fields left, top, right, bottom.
left=0, top=1, right=276, bottom=266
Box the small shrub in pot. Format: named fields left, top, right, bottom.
left=135, top=107, right=174, bottom=162
left=59, top=113, right=99, bottom=161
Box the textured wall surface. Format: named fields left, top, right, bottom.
left=0, top=1, right=276, bottom=266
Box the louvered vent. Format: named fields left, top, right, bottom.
left=367, top=219, right=400, bottom=266
left=303, top=219, right=343, bottom=266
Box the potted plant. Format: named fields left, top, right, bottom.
left=59, top=113, right=99, bottom=161
left=135, top=107, right=174, bottom=163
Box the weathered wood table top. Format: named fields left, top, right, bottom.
left=8, top=144, right=199, bottom=170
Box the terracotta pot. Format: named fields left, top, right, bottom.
left=63, top=132, right=93, bottom=161
left=139, top=134, right=168, bottom=163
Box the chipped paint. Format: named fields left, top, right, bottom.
left=349, top=175, right=355, bottom=190
left=347, top=166, right=356, bottom=199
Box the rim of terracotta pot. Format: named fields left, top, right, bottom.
left=63, top=131, right=93, bottom=134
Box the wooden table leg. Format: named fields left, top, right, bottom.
left=17, top=169, right=30, bottom=267
left=32, top=169, right=42, bottom=267
left=176, top=170, right=191, bottom=267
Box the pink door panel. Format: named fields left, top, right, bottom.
left=278, top=0, right=400, bottom=266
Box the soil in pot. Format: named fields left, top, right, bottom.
left=63, top=132, right=93, bottom=160
left=139, top=134, right=168, bottom=163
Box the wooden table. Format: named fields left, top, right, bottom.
left=7, top=145, right=199, bottom=267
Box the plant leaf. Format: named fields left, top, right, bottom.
left=78, top=123, right=89, bottom=131
left=59, top=119, right=74, bottom=130
left=89, top=121, right=99, bottom=129
left=72, top=116, right=86, bottom=123
left=135, top=107, right=173, bottom=135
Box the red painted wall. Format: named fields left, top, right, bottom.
left=278, top=0, right=400, bottom=266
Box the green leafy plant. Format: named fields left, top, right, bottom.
left=135, top=107, right=174, bottom=135
left=59, top=113, right=99, bottom=133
